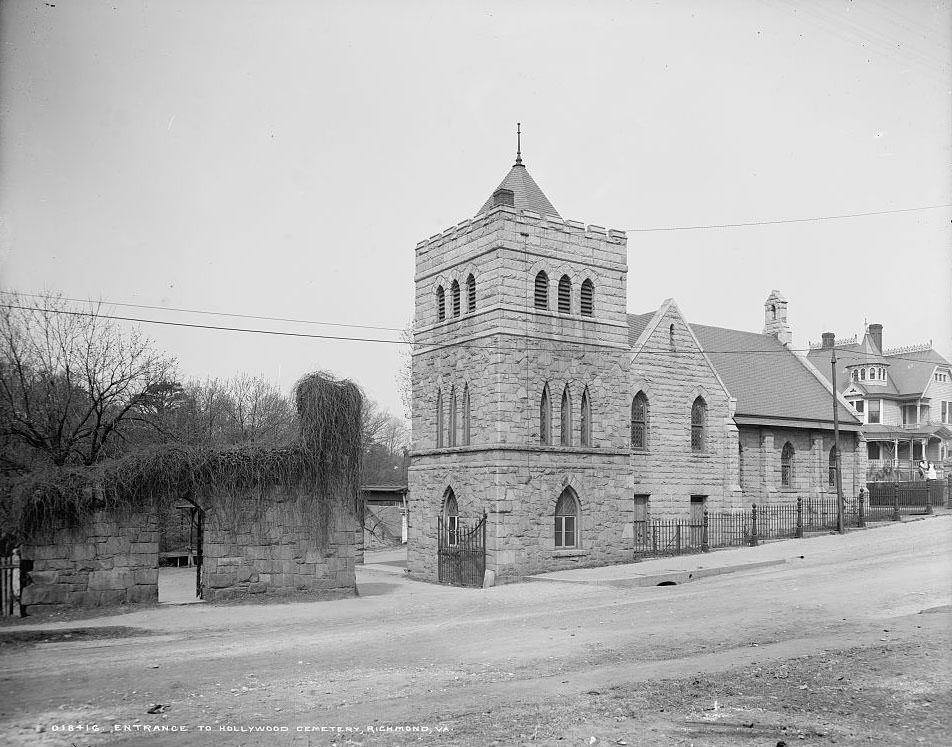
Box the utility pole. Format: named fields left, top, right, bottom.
left=831, top=347, right=845, bottom=533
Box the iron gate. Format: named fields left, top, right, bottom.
left=437, top=512, right=486, bottom=587
left=1, top=549, right=22, bottom=617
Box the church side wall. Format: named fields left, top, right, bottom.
left=628, top=303, right=740, bottom=517
left=738, top=427, right=866, bottom=504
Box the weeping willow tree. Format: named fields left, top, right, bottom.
left=1, top=372, right=363, bottom=545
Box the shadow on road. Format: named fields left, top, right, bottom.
left=356, top=581, right=400, bottom=597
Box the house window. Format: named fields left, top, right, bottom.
left=868, top=443, right=881, bottom=460
left=781, top=442, right=795, bottom=487
left=902, top=405, right=918, bottom=425
left=466, top=274, right=476, bottom=313
left=868, top=399, right=881, bottom=424
left=448, top=386, right=457, bottom=447
left=828, top=445, right=838, bottom=487
left=436, top=389, right=444, bottom=447
left=558, top=275, right=572, bottom=314
left=580, top=279, right=594, bottom=316
left=451, top=280, right=461, bottom=317
left=860, top=368, right=866, bottom=381
left=691, top=396, right=706, bottom=452
left=851, top=370, right=857, bottom=381
left=436, top=286, right=445, bottom=321
left=462, top=385, right=471, bottom=445
left=942, top=401, right=948, bottom=424
left=853, top=400, right=865, bottom=413
left=540, top=384, right=551, bottom=445
left=631, top=392, right=648, bottom=450
left=554, top=489, right=579, bottom=549
left=443, top=491, right=459, bottom=547
left=560, top=386, right=572, bottom=446
left=580, top=387, right=591, bottom=446
left=534, top=271, right=549, bottom=310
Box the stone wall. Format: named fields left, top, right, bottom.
left=201, top=494, right=356, bottom=602
left=20, top=509, right=158, bottom=612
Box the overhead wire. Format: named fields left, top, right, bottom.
left=0, top=301, right=942, bottom=365
left=623, top=203, right=952, bottom=233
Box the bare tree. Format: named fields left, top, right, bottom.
left=396, top=318, right=414, bottom=422
left=0, top=292, right=175, bottom=470
left=225, top=373, right=295, bottom=445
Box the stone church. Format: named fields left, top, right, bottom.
left=407, top=142, right=866, bottom=582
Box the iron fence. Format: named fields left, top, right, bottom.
left=866, top=480, right=947, bottom=520
left=633, top=495, right=874, bottom=559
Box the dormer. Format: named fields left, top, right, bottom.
left=847, top=362, right=889, bottom=386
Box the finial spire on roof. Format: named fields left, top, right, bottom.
left=515, top=122, right=523, bottom=165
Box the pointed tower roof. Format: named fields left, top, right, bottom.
left=476, top=125, right=561, bottom=219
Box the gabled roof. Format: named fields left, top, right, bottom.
left=690, top=323, right=860, bottom=426
left=884, top=348, right=948, bottom=395
left=808, top=341, right=950, bottom=397
left=627, top=312, right=655, bottom=347
left=477, top=162, right=561, bottom=219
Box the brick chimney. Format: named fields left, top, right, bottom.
left=868, top=323, right=883, bottom=353
left=821, top=332, right=835, bottom=350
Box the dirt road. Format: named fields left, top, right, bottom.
left=2, top=517, right=950, bottom=746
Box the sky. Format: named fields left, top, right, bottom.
left=1, top=0, right=950, bottom=420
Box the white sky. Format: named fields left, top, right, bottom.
left=1, top=0, right=950, bottom=419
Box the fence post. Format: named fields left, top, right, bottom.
left=857, top=487, right=866, bottom=528
left=701, top=510, right=709, bottom=553
left=893, top=485, right=901, bottom=522
left=675, top=523, right=681, bottom=555
left=750, top=503, right=759, bottom=547
left=795, top=497, right=803, bottom=538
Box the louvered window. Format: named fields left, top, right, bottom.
left=691, top=397, right=706, bottom=452
left=451, top=280, right=461, bottom=317
left=534, top=272, right=548, bottom=310
left=436, top=287, right=445, bottom=321
left=580, top=279, right=594, bottom=316
left=631, top=392, right=648, bottom=450
left=466, top=274, right=476, bottom=313
left=558, top=275, right=571, bottom=314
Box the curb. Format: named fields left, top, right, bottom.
left=528, top=558, right=787, bottom=588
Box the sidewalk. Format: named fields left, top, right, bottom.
left=529, top=511, right=950, bottom=588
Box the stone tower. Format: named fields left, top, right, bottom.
left=763, top=289, right=791, bottom=346
left=407, top=136, right=633, bottom=581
